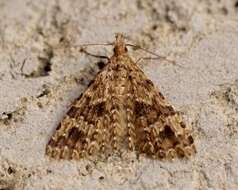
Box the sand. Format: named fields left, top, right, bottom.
left=0, top=0, right=238, bottom=189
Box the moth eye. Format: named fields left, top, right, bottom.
left=113, top=47, right=116, bottom=53
left=125, top=47, right=128, bottom=52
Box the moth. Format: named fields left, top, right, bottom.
left=46, top=33, right=196, bottom=160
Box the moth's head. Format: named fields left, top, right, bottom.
left=113, top=33, right=128, bottom=56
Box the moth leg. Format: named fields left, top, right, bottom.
left=135, top=56, right=176, bottom=65
left=80, top=48, right=110, bottom=61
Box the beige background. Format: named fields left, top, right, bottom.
left=0, top=0, right=238, bottom=189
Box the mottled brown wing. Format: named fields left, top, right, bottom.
left=123, top=60, right=196, bottom=159
left=46, top=64, right=116, bottom=159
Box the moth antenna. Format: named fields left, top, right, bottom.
left=54, top=43, right=114, bottom=51
left=71, top=43, right=114, bottom=48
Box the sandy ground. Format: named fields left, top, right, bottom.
left=0, top=0, right=238, bottom=189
